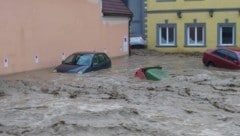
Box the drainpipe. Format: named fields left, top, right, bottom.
left=128, top=17, right=132, bottom=56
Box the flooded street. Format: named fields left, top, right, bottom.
left=0, top=49, right=240, bottom=136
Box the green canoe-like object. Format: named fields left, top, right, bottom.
left=135, top=66, right=168, bottom=81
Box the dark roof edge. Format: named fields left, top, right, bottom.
left=102, top=12, right=133, bottom=17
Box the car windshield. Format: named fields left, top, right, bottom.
left=63, top=54, right=92, bottom=66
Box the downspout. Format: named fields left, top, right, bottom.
left=128, top=16, right=132, bottom=56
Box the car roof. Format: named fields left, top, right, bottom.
left=226, top=47, right=240, bottom=52
left=216, top=47, right=240, bottom=52
left=72, top=51, right=106, bottom=55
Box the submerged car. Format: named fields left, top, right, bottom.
left=55, top=52, right=111, bottom=73
left=202, top=47, right=240, bottom=69
left=135, top=66, right=168, bottom=81
left=130, top=34, right=146, bottom=49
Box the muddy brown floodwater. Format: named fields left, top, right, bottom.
left=0, top=49, right=240, bottom=136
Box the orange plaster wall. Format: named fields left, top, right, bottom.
left=0, top=0, right=130, bottom=75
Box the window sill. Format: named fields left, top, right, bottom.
left=185, top=45, right=206, bottom=48
left=217, top=45, right=237, bottom=47
left=156, top=45, right=177, bottom=48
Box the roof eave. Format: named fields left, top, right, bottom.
left=103, top=13, right=133, bottom=17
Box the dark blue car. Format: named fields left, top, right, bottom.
left=55, top=52, right=111, bottom=74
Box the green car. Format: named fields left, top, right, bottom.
left=135, top=66, right=168, bottom=81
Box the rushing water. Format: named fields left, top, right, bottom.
left=1, top=49, right=240, bottom=136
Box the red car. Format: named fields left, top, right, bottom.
left=202, top=47, right=240, bottom=69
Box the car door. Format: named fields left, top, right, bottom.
left=91, top=53, right=109, bottom=71
left=225, top=50, right=239, bottom=69
left=212, top=49, right=229, bottom=68
left=100, top=53, right=111, bottom=68
left=92, top=54, right=101, bottom=71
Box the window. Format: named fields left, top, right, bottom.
left=97, top=54, right=106, bottom=63
left=93, top=55, right=99, bottom=65
left=213, top=49, right=228, bottom=58
left=185, top=23, right=205, bottom=47
left=218, top=23, right=236, bottom=46
left=93, top=54, right=106, bottom=65
left=213, top=49, right=238, bottom=62
left=228, top=51, right=238, bottom=62
left=157, top=24, right=176, bottom=47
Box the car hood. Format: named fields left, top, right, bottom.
left=55, top=64, right=89, bottom=73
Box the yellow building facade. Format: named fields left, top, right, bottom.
left=146, top=0, right=240, bottom=53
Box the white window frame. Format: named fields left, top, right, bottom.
left=218, top=24, right=236, bottom=46
left=157, top=24, right=176, bottom=47
left=185, top=23, right=206, bottom=47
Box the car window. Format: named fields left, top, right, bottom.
left=98, top=54, right=106, bottom=63
left=92, top=55, right=99, bottom=65
left=93, top=53, right=110, bottom=65
left=227, top=51, right=238, bottom=62
left=103, top=53, right=110, bottom=61
left=63, top=54, right=75, bottom=64
left=214, top=49, right=228, bottom=58
left=93, top=54, right=105, bottom=65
